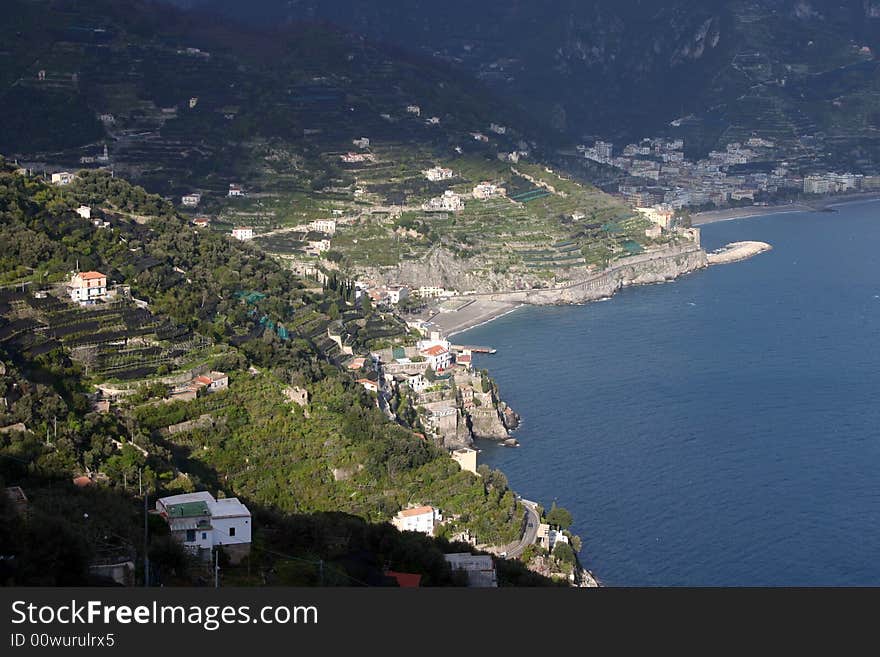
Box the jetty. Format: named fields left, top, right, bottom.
left=450, top=344, right=496, bottom=354
left=708, top=241, right=772, bottom=265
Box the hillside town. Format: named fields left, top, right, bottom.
left=577, top=136, right=880, bottom=215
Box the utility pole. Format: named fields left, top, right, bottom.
left=143, top=487, right=149, bottom=587
left=318, top=559, right=324, bottom=586
left=214, top=549, right=220, bottom=588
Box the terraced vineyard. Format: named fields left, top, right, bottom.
left=0, top=289, right=214, bottom=381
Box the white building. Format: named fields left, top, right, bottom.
left=391, top=506, right=442, bottom=536
left=424, top=166, right=454, bottom=182
left=422, top=190, right=463, bottom=212
left=309, top=219, right=336, bottom=234
left=228, top=183, right=244, bottom=197
left=352, top=137, right=371, bottom=149
left=156, top=491, right=251, bottom=562
left=181, top=193, right=201, bottom=207
left=414, top=286, right=453, bottom=299
left=357, top=378, right=379, bottom=393
left=51, top=172, right=76, bottom=185
left=444, top=553, right=497, bottom=587
left=69, top=271, right=107, bottom=305
left=231, top=227, right=254, bottom=241
left=386, top=286, right=410, bottom=304
left=489, top=123, right=507, bottom=135
left=76, top=205, right=92, bottom=219
left=404, top=372, right=429, bottom=393
left=406, top=105, right=421, bottom=116
left=536, top=523, right=570, bottom=552
left=420, top=344, right=452, bottom=372
left=472, top=182, right=504, bottom=199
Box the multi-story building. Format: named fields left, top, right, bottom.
left=444, top=553, right=498, bottom=587
left=391, top=506, right=442, bottom=535
left=156, top=492, right=251, bottom=563
left=422, top=190, right=463, bottom=212
left=69, top=271, right=107, bottom=305
left=231, top=227, right=254, bottom=241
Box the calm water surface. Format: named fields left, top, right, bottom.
left=460, top=201, right=880, bottom=585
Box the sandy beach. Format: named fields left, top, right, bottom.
left=693, top=192, right=880, bottom=226
left=422, top=298, right=522, bottom=338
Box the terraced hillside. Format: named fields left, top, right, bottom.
left=0, top=0, right=662, bottom=290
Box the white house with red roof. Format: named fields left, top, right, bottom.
left=357, top=378, right=378, bottom=393
left=69, top=271, right=107, bottom=305
left=419, top=344, right=452, bottom=372
left=391, top=505, right=442, bottom=536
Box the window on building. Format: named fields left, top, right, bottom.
left=186, top=529, right=196, bottom=542
left=229, top=527, right=236, bottom=537
left=202, top=532, right=207, bottom=540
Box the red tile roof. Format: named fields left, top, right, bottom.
left=399, top=505, right=434, bottom=517
left=421, top=345, right=447, bottom=357
left=387, top=571, right=421, bottom=588
left=78, top=271, right=105, bottom=280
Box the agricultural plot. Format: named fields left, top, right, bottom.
left=0, top=290, right=214, bottom=382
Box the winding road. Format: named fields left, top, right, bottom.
left=505, top=498, right=541, bottom=558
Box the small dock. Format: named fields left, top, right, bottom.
left=451, top=344, right=496, bottom=354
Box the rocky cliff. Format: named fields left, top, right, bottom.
left=479, top=243, right=708, bottom=305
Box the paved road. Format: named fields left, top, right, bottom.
left=505, top=499, right=540, bottom=558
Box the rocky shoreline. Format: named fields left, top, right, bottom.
left=707, top=241, right=772, bottom=265
left=427, top=241, right=708, bottom=336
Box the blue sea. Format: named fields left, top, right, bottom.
left=460, top=200, right=880, bottom=586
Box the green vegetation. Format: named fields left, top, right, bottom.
left=0, top=164, right=548, bottom=585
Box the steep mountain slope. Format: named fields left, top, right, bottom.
left=169, top=0, right=880, bottom=165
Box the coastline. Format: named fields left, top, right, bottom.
left=692, top=191, right=880, bottom=226
left=424, top=243, right=707, bottom=341
left=431, top=300, right=524, bottom=338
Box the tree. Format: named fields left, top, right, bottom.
left=552, top=542, right=575, bottom=567
left=545, top=502, right=572, bottom=530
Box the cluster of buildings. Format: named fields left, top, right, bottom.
left=390, top=506, right=498, bottom=586
left=364, top=284, right=410, bottom=306
left=583, top=133, right=880, bottom=213
left=422, top=189, right=463, bottom=212
left=803, top=172, right=869, bottom=195
left=419, top=181, right=506, bottom=212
